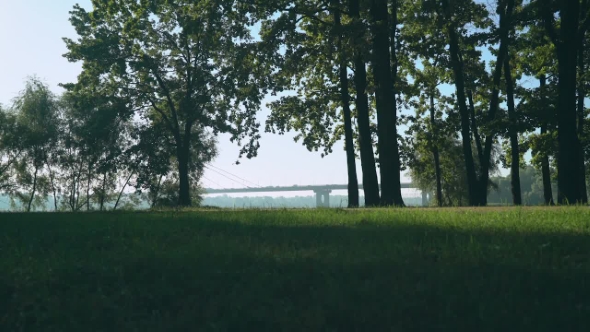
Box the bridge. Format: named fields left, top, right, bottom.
left=204, top=183, right=431, bottom=207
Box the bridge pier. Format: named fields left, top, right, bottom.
left=314, top=189, right=331, bottom=208
left=421, top=191, right=432, bottom=207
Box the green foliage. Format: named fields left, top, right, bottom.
left=8, top=78, right=61, bottom=212
left=2, top=0, right=590, bottom=209
left=487, top=166, right=558, bottom=205
left=149, top=176, right=205, bottom=209
left=407, top=131, right=502, bottom=206
left=0, top=107, right=20, bottom=192
left=262, top=0, right=348, bottom=157
left=408, top=135, right=470, bottom=206
left=62, top=0, right=269, bottom=206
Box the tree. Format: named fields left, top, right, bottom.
left=487, top=165, right=557, bottom=205
left=63, top=0, right=267, bottom=207
left=10, top=78, right=60, bottom=212
left=261, top=0, right=379, bottom=207
left=514, top=17, right=558, bottom=205
left=400, top=0, right=456, bottom=207
left=368, top=0, right=405, bottom=206
left=405, top=61, right=447, bottom=207
left=334, top=0, right=360, bottom=207
left=349, top=0, right=381, bottom=206
left=541, top=0, right=589, bottom=204
left=0, top=106, right=20, bottom=193
left=133, top=113, right=218, bottom=209
left=435, top=0, right=518, bottom=206
left=261, top=0, right=361, bottom=207
left=504, top=52, right=522, bottom=205
left=408, top=126, right=502, bottom=206
left=578, top=8, right=590, bottom=203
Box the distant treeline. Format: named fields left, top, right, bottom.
left=0, top=194, right=422, bottom=211
left=0, top=164, right=557, bottom=211
left=202, top=195, right=424, bottom=209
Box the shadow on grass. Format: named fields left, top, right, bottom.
left=1, top=212, right=589, bottom=331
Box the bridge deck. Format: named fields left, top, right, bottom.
left=204, top=183, right=415, bottom=194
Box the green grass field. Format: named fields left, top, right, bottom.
left=1, top=207, right=590, bottom=331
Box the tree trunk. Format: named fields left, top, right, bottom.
left=578, top=34, right=588, bottom=203
left=467, top=89, right=484, bottom=164
left=333, top=2, right=360, bottom=208
left=504, top=55, right=522, bottom=205
left=369, top=0, right=403, bottom=206
left=177, top=142, right=191, bottom=207
left=151, top=174, right=164, bottom=208
left=479, top=0, right=514, bottom=206
left=73, top=160, right=84, bottom=211
left=48, top=165, right=58, bottom=211
left=86, top=163, right=91, bottom=211
left=536, top=66, right=557, bottom=206
left=349, top=0, right=380, bottom=207
left=430, top=92, right=443, bottom=207
left=388, top=0, right=405, bottom=206
left=113, top=172, right=133, bottom=211
left=441, top=0, right=479, bottom=206
left=547, top=0, right=583, bottom=204
left=99, top=172, right=107, bottom=211
left=27, top=165, right=39, bottom=212
left=556, top=48, right=581, bottom=204
left=540, top=147, right=554, bottom=205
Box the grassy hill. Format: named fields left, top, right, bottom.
left=1, top=207, right=590, bottom=330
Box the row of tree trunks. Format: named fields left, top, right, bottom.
left=442, top=0, right=516, bottom=206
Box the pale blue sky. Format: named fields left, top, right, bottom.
left=0, top=1, right=451, bottom=198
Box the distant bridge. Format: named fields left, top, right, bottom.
left=204, top=183, right=430, bottom=207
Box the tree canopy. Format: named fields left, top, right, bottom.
left=1, top=0, right=589, bottom=209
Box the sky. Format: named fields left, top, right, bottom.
left=0, top=0, right=481, bottom=198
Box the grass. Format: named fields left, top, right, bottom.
left=1, top=207, right=590, bottom=331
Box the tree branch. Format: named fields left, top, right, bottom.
left=145, top=95, right=181, bottom=144
left=150, top=69, right=183, bottom=143
left=541, top=0, right=558, bottom=45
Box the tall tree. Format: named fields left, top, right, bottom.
left=333, top=0, right=360, bottom=207
left=11, top=78, right=60, bottom=212
left=63, top=0, right=267, bottom=207
left=439, top=0, right=482, bottom=205
left=400, top=0, right=455, bottom=207
left=504, top=53, right=522, bottom=205
left=541, top=0, right=589, bottom=204
left=349, top=0, right=381, bottom=206
left=538, top=75, right=556, bottom=205
left=133, top=111, right=218, bottom=209
left=515, top=19, right=557, bottom=205
left=577, top=5, right=589, bottom=203
left=260, top=0, right=361, bottom=208
left=0, top=106, right=20, bottom=193
left=369, top=0, right=404, bottom=206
